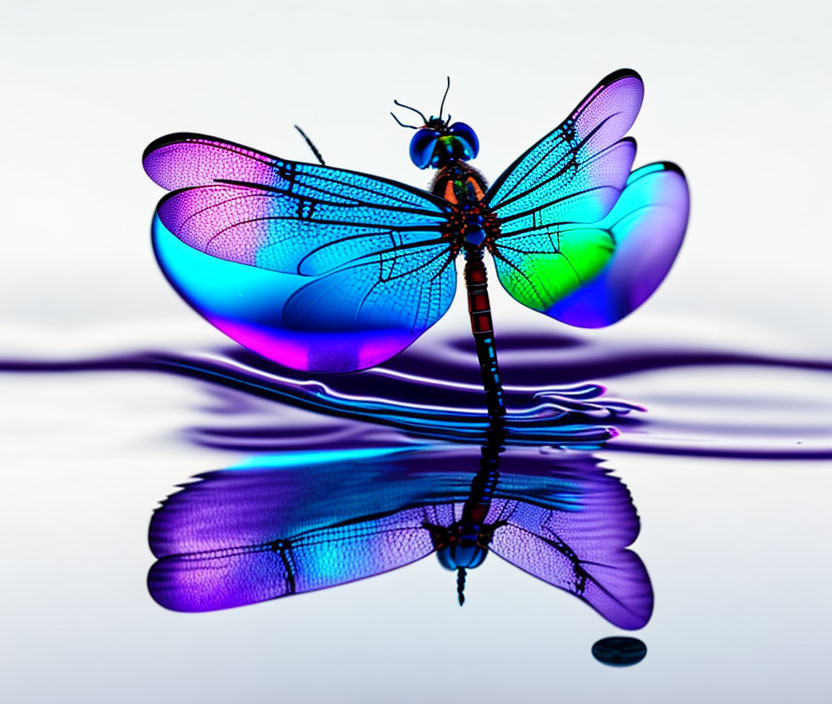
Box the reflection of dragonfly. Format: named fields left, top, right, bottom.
left=148, top=436, right=652, bottom=629
left=143, top=69, right=689, bottom=417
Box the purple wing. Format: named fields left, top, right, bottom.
left=143, top=134, right=456, bottom=372
left=149, top=506, right=436, bottom=612
left=488, top=498, right=653, bottom=630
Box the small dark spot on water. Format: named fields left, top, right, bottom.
left=592, top=636, right=647, bottom=667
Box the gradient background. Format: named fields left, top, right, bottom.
left=2, top=1, right=831, bottom=702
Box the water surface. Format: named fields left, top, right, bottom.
left=2, top=326, right=830, bottom=702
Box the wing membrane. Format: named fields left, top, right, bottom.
left=494, top=162, right=689, bottom=324
left=144, top=133, right=449, bottom=213
left=489, top=137, right=637, bottom=226
left=283, top=244, right=455, bottom=332
left=155, top=182, right=446, bottom=276
left=148, top=508, right=436, bottom=612
left=485, top=69, right=643, bottom=223
left=545, top=162, right=689, bottom=326
left=144, top=133, right=456, bottom=371
left=146, top=457, right=457, bottom=613
left=485, top=71, right=644, bottom=317
left=490, top=220, right=617, bottom=312
left=487, top=498, right=652, bottom=630
left=485, top=71, right=688, bottom=324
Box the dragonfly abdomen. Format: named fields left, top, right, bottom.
left=464, top=247, right=505, bottom=418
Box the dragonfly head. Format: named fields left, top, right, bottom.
left=427, top=520, right=499, bottom=605
left=428, top=520, right=493, bottom=570
left=408, top=121, right=479, bottom=170
left=391, top=77, right=480, bottom=170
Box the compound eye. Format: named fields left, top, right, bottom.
left=409, top=128, right=440, bottom=169
left=448, top=122, right=479, bottom=160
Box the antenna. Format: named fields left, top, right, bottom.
left=439, top=76, right=451, bottom=122
left=390, top=112, right=419, bottom=130
left=392, top=99, right=428, bottom=124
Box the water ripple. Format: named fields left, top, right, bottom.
left=2, top=329, right=830, bottom=458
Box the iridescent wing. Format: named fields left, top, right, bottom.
left=487, top=497, right=653, bottom=630
left=146, top=451, right=470, bottom=613
left=543, top=162, right=689, bottom=326
left=148, top=473, right=439, bottom=612
left=149, top=510, right=437, bottom=612
left=147, top=449, right=650, bottom=618
left=144, top=134, right=456, bottom=372
left=485, top=69, right=687, bottom=325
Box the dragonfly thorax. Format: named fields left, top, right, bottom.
left=430, top=164, right=498, bottom=253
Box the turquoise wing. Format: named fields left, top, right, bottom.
left=144, top=133, right=457, bottom=372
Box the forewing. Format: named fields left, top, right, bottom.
left=488, top=497, right=653, bottom=630
left=149, top=506, right=436, bottom=612
left=485, top=69, right=643, bottom=224
left=144, top=134, right=456, bottom=371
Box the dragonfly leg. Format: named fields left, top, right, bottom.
left=294, top=125, right=326, bottom=166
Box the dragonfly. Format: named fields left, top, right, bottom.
left=143, top=69, right=689, bottom=417
left=148, top=438, right=653, bottom=629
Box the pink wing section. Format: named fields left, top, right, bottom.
left=571, top=70, right=645, bottom=155
left=144, top=137, right=278, bottom=190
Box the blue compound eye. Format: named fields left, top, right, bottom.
left=448, top=122, right=479, bottom=160
left=409, top=128, right=440, bottom=169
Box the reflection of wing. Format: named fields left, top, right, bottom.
left=149, top=508, right=436, bottom=612
left=144, top=134, right=456, bottom=372
left=147, top=448, right=651, bottom=619
left=484, top=70, right=649, bottom=314
left=488, top=498, right=653, bottom=630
